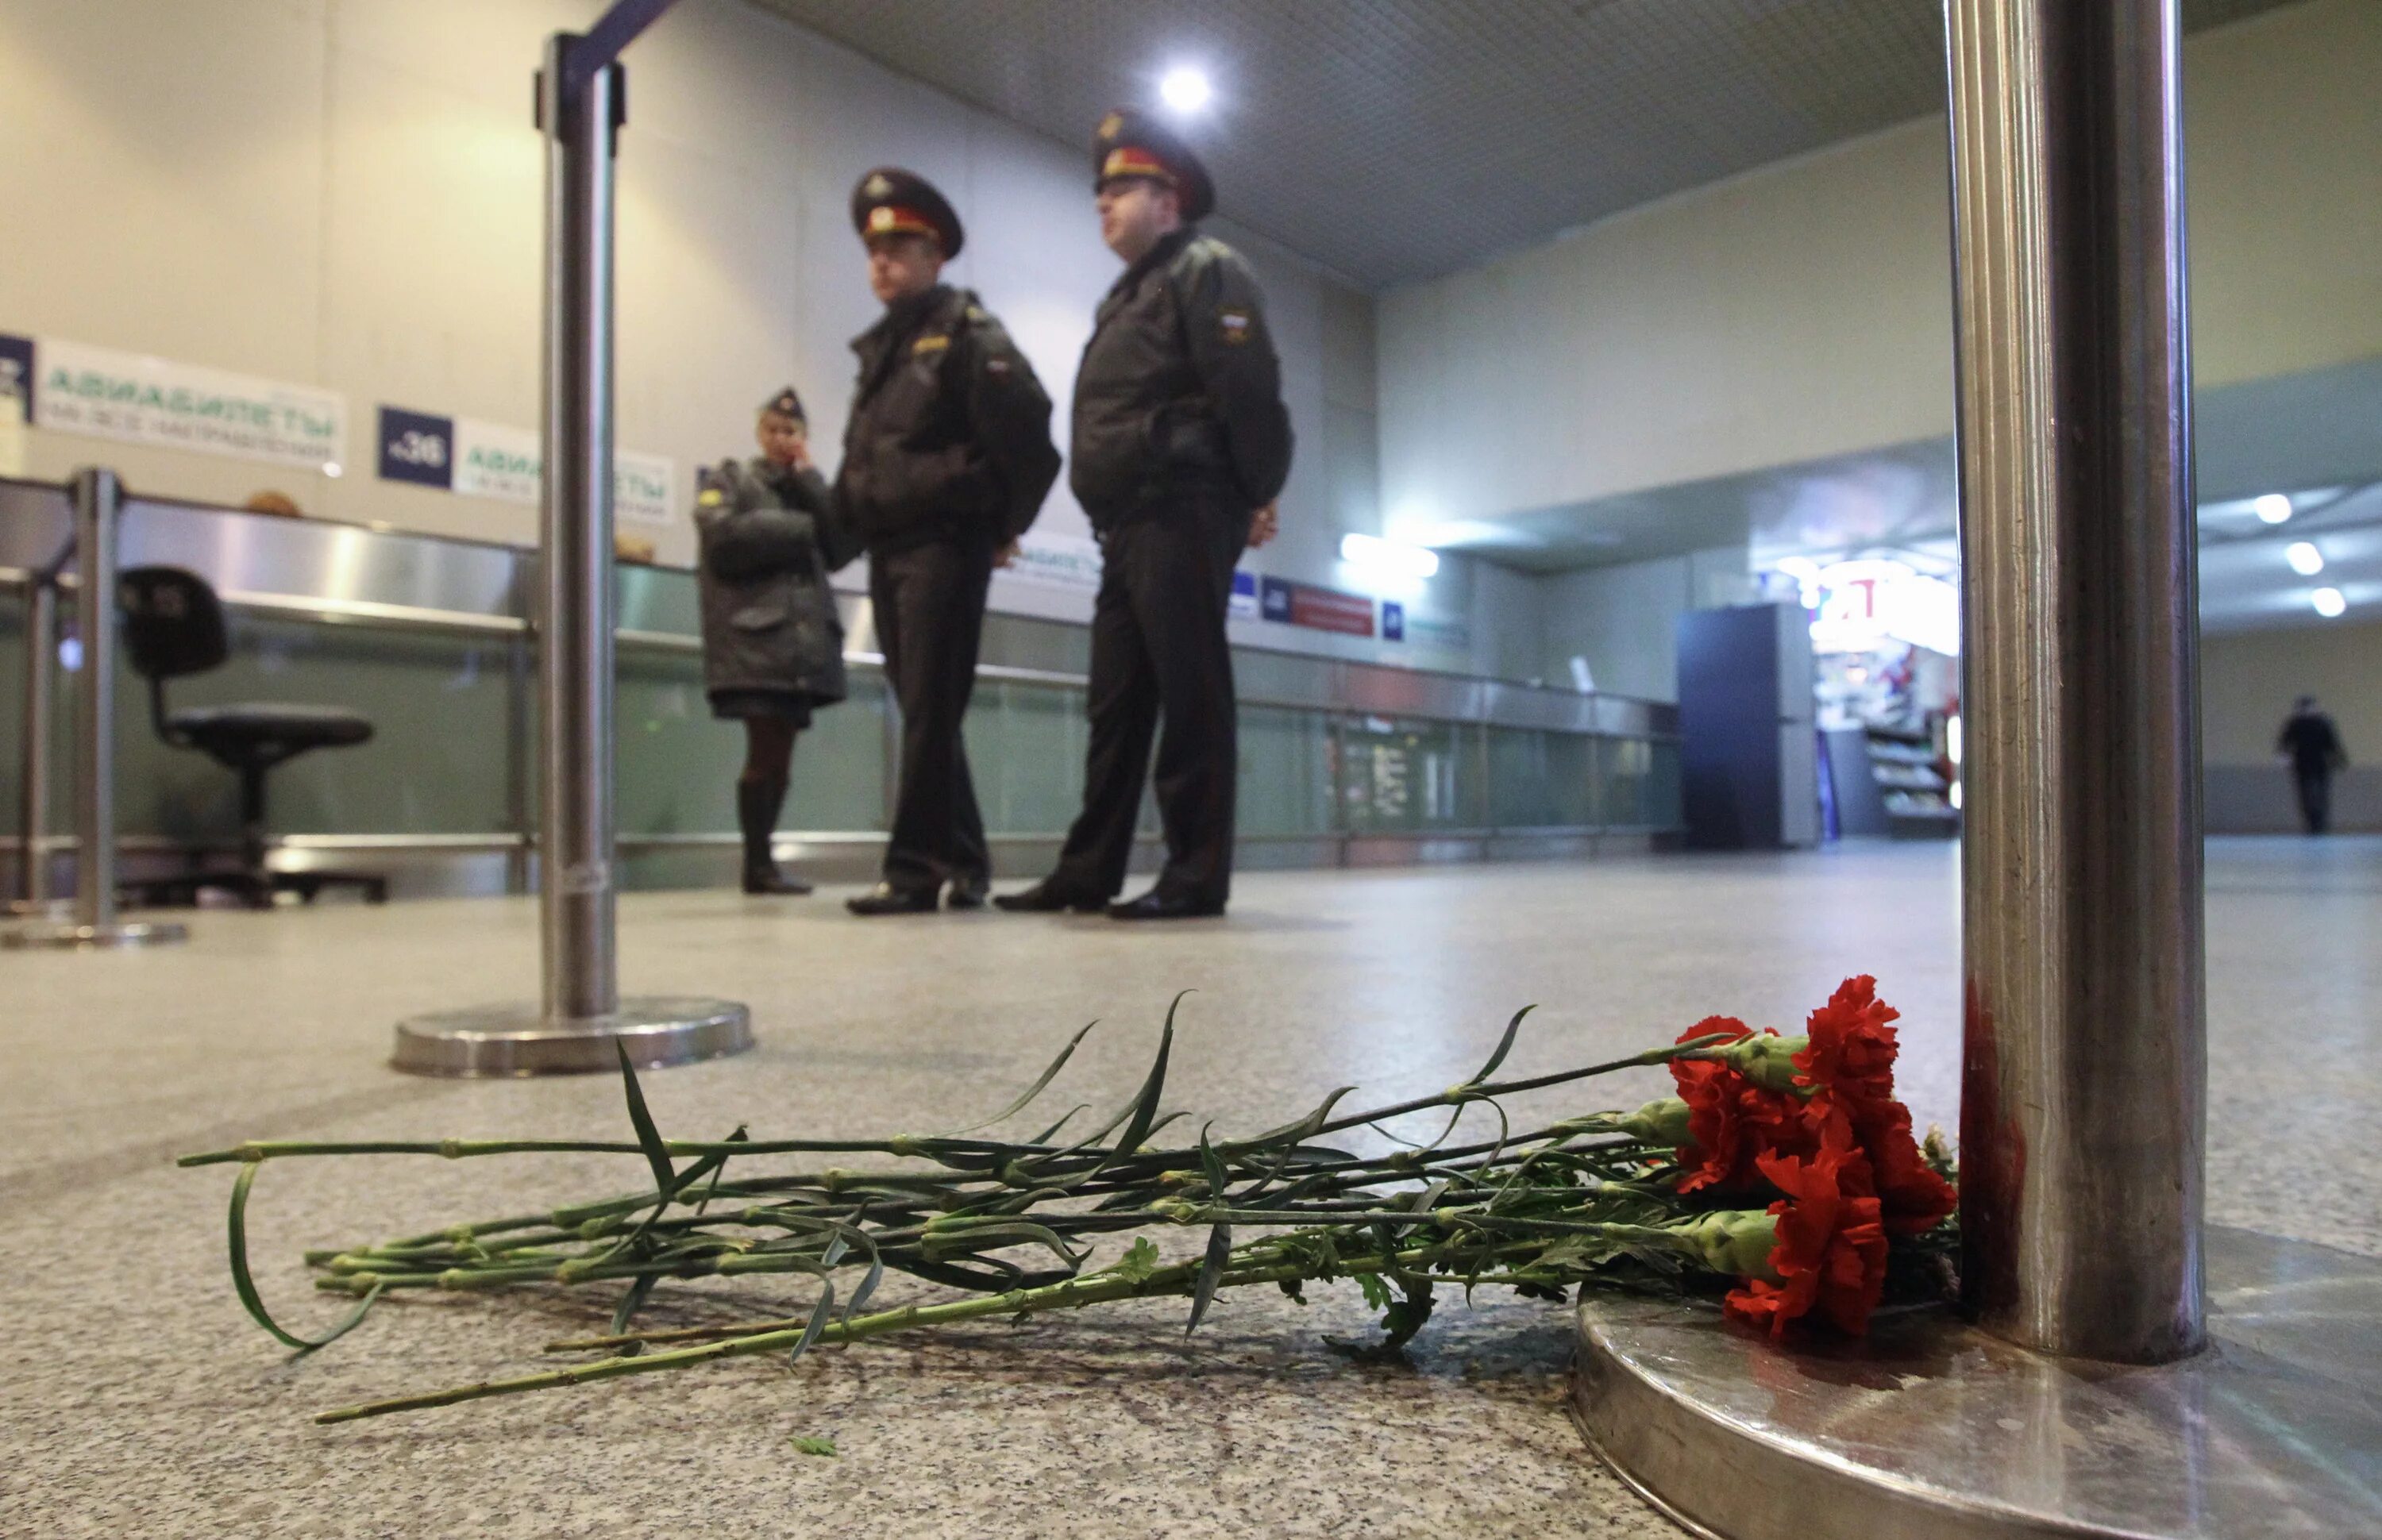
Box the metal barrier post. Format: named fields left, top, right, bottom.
left=1566, top=5, right=2382, bottom=1534
left=392, top=21, right=747, bottom=1075
left=4, top=469, right=185, bottom=949
left=9, top=576, right=58, bottom=914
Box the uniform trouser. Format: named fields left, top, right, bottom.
left=1051, top=497, right=1250, bottom=903
left=2295, top=767, right=2333, bottom=834
left=870, top=537, right=994, bottom=891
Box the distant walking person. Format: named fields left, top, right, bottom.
left=835, top=168, right=1062, bottom=914
left=998, top=109, right=1291, bottom=921
left=2276, top=695, right=2349, bottom=834
left=694, top=388, right=860, bottom=895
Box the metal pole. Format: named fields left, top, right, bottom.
left=391, top=27, right=745, bottom=1073
left=1571, top=8, right=2380, bottom=1530
left=1946, top=0, right=2204, bottom=1362
left=16, top=578, right=55, bottom=908
left=540, top=37, right=619, bottom=1022
left=4, top=470, right=185, bottom=949
left=73, top=468, right=120, bottom=931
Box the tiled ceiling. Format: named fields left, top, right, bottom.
left=746, top=0, right=2303, bottom=289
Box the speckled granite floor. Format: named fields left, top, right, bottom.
left=2, top=838, right=2375, bottom=1538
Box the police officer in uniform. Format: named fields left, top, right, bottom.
left=837, top=168, right=1062, bottom=914
left=998, top=110, right=1291, bottom=920
left=693, top=387, right=861, bottom=895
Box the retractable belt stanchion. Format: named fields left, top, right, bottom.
left=4, top=469, right=186, bottom=950
left=9, top=567, right=60, bottom=917
left=392, top=16, right=749, bottom=1076
left=1567, top=4, right=2382, bottom=1536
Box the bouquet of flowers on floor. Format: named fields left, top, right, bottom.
left=182, top=976, right=1956, bottom=1424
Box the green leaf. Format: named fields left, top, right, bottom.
left=1104, top=1236, right=1160, bottom=1284
left=1356, top=1271, right=1394, bottom=1312
left=1027, top=1103, right=1091, bottom=1146
left=614, top=1042, right=678, bottom=1195
left=1111, top=995, right=1184, bottom=1161
left=1186, top=1221, right=1231, bottom=1337
left=609, top=1274, right=658, bottom=1338
left=1468, top=1005, right=1536, bottom=1088
left=789, top=1434, right=838, bottom=1458
left=226, top=1162, right=384, bottom=1352
left=945, top=1021, right=1097, bottom=1135
left=1185, top=1125, right=1234, bottom=1336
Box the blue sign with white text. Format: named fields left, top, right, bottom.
left=0, top=333, right=34, bottom=420
left=377, top=406, right=456, bottom=489
left=1259, top=576, right=1293, bottom=622
left=1382, top=602, right=1405, bottom=641
left=1229, top=569, right=1259, bottom=621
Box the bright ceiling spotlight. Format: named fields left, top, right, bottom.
left=2254, top=493, right=2294, bottom=525
left=2286, top=541, right=2325, bottom=577
left=1340, top=531, right=1440, bottom=578
left=1159, top=66, right=1212, bottom=114
left=2311, top=587, right=2347, bottom=619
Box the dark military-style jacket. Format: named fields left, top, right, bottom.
left=693, top=456, right=859, bottom=704
left=834, top=284, right=1060, bottom=555
left=1070, top=227, right=1293, bottom=531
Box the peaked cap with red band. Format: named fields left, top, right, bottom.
left=849, top=167, right=964, bottom=259
left=1091, top=107, right=1214, bottom=222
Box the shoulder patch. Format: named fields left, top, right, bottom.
left=697, top=487, right=725, bottom=506
left=966, top=305, right=989, bottom=322
left=1218, top=308, right=1253, bottom=345
left=912, top=333, right=952, bottom=355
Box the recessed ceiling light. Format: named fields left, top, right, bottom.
left=2253, top=493, right=2293, bottom=525
left=2311, top=587, right=2347, bottom=618
left=2286, top=541, right=2325, bottom=576
left=1159, top=66, right=1212, bottom=114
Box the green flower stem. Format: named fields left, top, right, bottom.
left=313, top=1233, right=1563, bottom=1426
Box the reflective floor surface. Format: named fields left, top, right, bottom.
left=1, top=837, right=2374, bottom=1538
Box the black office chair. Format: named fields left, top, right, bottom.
left=117, top=567, right=388, bottom=909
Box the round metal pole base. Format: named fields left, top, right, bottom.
left=2, top=918, right=189, bottom=949
left=1571, top=1226, right=2382, bottom=1538
left=391, top=995, right=752, bottom=1077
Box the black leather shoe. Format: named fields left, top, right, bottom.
left=845, top=883, right=939, bottom=916
left=1106, top=889, right=1226, bottom=921
left=992, top=879, right=1108, bottom=914
left=742, top=861, right=814, bottom=896
left=946, top=874, right=990, bottom=910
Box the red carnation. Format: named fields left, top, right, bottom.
left=1670, top=1018, right=1757, bottom=1192
left=1794, top=974, right=1900, bottom=1115
left=1723, top=1118, right=1889, bottom=1338
left=1672, top=1017, right=1825, bottom=1194
left=1793, top=976, right=1956, bottom=1235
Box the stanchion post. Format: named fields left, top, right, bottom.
left=1569, top=7, right=2382, bottom=1533
left=391, top=19, right=747, bottom=1075
left=1946, top=0, right=2205, bottom=1363
left=539, top=37, right=622, bottom=1022
left=15, top=576, right=56, bottom=910
left=3, top=468, right=186, bottom=949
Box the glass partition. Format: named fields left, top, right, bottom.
left=1237, top=704, right=1336, bottom=837
left=1336, top=716, right=1484, bottom=834
left=5, top=559, right=1684, bottom=880
left=110, top=614, right=518, bottom=841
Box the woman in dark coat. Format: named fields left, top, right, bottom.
left=696, top=387, right=861, bottom=894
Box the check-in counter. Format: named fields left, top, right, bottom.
left=0, top=475, right=1681, bottom=897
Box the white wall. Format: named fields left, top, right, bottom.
left=0, top=0, right=1517, bottom=672
left=1378, top=0, right=2382, bottom=533
left=1535, top=547, right=1756, bottom=702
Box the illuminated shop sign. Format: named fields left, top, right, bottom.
left=1799, top=558, right=1961, bottom=656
